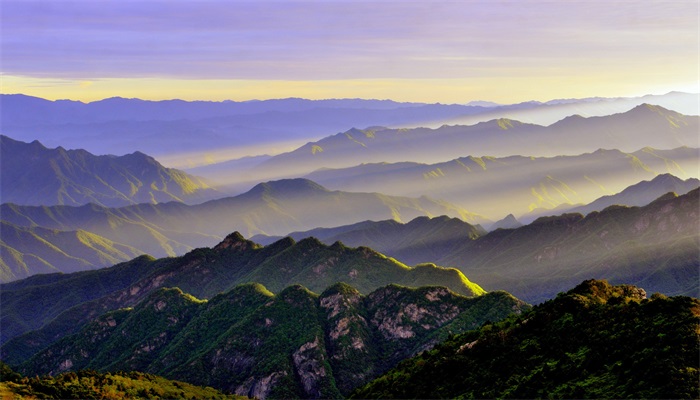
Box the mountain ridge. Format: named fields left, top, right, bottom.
left=0, top=231, right=487, bottom=350
left=247, top=187, right=699, bottom=303
left=9, top=280, right=527, bottom=399
left=255, top=105, right=699, bottom=183
left=0, top=135, right=222, bottom=207
left=351, top=279, right=700, bottom=399
left=302, top=147, right=698, bottom=220
left=0, top=178, right=482, bottom=282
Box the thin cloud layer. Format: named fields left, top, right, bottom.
left=2, top=0, right=697, bottom=102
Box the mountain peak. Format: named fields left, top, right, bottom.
left=649, top=173, right=681, bottom=184
left=568, top=279, right=647, bottom=303
left=214, top=231, right=258, bottom=252
left=249, top=178, right=329, bottom=197
left=489, top=214, right=523, bottom=230
left=628, top=103, right=680, bottom=118
left=648, top=191, right=679, bottom=205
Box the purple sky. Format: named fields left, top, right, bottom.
left=2, top=0, right=698, bottom=102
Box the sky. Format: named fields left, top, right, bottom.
left=1, top=0, right=698, bottom=104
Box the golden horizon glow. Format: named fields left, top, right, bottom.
left=2, top=74, right=697, bottom=105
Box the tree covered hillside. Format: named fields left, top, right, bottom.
left=10, top=283, right=527, bottom=399
left=0, top=362, right=244, bottom=399
left=351, top=280, right=700, bottom=399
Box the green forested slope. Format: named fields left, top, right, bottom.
left=0, top=362, right=244, bottom=399
left=13, top=283, right=527, bottom=398
left=351, top=279, right=700, bottom=399
left=1, top=234, right=484, bottom=357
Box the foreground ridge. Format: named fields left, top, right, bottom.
left=351, top=279, right=700, bottom=399
left=10, top=282, right=528, bottom=399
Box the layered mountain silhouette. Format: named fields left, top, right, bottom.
left=0, top=135, right=221, bottom=207
left=0, top=178, right=479, bottom=282
left=3, top=93, right=696, bottom=165
left=0, top=221, right=143, bottom=281
left=351, top=279, right=699, bottom=399
left=489, top=214, right=523, bottom=230
left=0, top=92, right=698, bottom=169
left=303, top=146, right=698, bottom=220
left=561, top=173, right=700, bottom=216
left=256, top=105, right=698, bottom=182
left=251, top=187, right=699, bottom=303
left=0, top=94, right=488, bottom=161
left=251, top=215, right=485, bottom=266
left=0, top=232, right=526, bottom=397
left=0, top=232, right=485, bottom=347
left=9, top=283, right=526, bottom=399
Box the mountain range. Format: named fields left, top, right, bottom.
left=562, top=173, right=700, bottom=216
left=9, top=282, right=526, bottom=398
left=245, top=105, right=699, bottom=194
left=0, top=178, right=478, bottom=282
left=2, top=93, right=696, bottom=170
left=3, top=175, right=697, bottom=302
left=251, top=215, right=485, bottom=266
left=351, top=279, right=700, bottom=399
left=0, top=231, right=485, bottom=347
left=0, top=135, right=221, bottom=207
left=302, top=146, right=698, bottom=220
left=2, top=90, right=699, bottom=399
left=0, top=221, right=143, bottom=279
left=252, top=184, right=699, bottom=303
left=0, top=94, right=489, bottom=164
left=0, top=230, right=527, bottom=397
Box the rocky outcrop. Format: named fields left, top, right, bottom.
left=292, top=337, right=331, bottom=399
left=13, top=282, right=529, bottom=398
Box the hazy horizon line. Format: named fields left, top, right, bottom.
left=3, top=89, right=696, bottom=107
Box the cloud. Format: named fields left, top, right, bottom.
left=2, top=0, right=697, bottom=82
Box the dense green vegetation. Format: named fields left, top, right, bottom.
left=10, top=282, right=528, bottom=398
left=0, top=255, right=162, bottom=345
left=351, top=280, right=700, bottom=399
left=258, top=188, right=700, bottom=303
left=1, top=233, right=484, bottom=356
left=0, top=362, right=243, bottom=399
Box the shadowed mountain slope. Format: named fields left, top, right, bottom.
left=250, top=187, right=699, bottom=304
left=0, top=135, right=221, bottom=207
left=445, top=188, right=700, bottom=303
left=0, top=221, right=143, bottom=282
left=0, top=178, right=479, bottom=282
left=258, top=105, right=699, bottom=181
left=303, top=147, right=698, bottom=220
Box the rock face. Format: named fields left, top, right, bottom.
left=351, top=280, right=700, bottom=400
left=1, top=234, right=485, bottom=352
left=11, top=282, right=529, bottom=398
